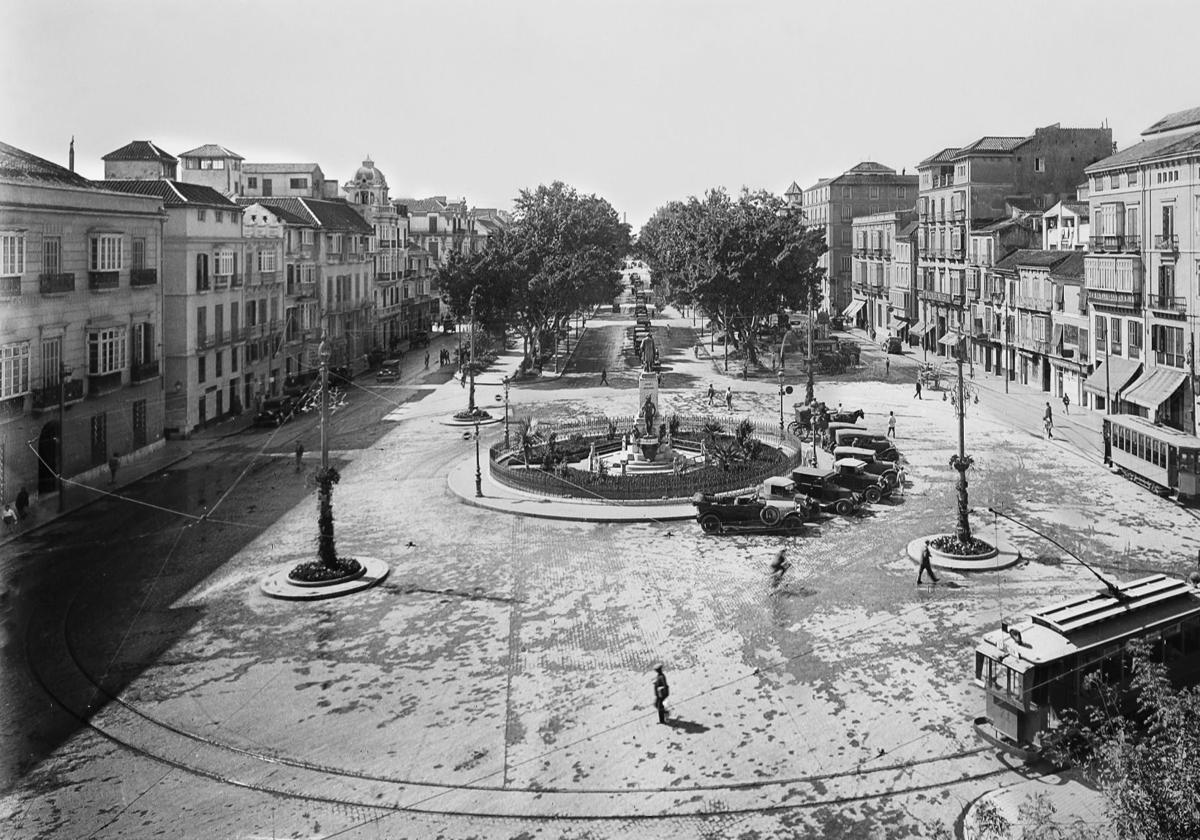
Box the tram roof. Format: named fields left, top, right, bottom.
left=979, top=574, right=1200, bottom=665
left=1105, top=414, right=1200, bottom=447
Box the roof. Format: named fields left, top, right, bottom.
left=102, top=179, right=239, bottom=208
left=397, top=197, right=448, bottom=214
left=1050, top=201, right=1089, bottom=217
left=917, top=147, right=962, bottom=167
left=897, top=220, right=920, bottom=238
left=1082, top=357, right=1142, bottom=397
left=1141, top=105, right=1200, bottom=136
left=1047, top=251, right=1085, bottom=280
left=253, top=197, right=371, bottom=232
left=236, top=197, right=311, bottom=225
left=972, top=217, right=1032, bottom=235
left=244, top=162, right=321, bottom=174
left=102, top=140, right=177, bottom=163
left=991, top=249, right=1076, bottom=272
left=784, top=180, right=803, bottom=196
left=178, top=143, right=244, bottom=160
left=1005, top=196, right=1043, bottom=212
left=956, top=135, right=1027, bottom=155
left=845, top=161, right=896, bottom=174
left=1086, top=129, right=1200, bottom=172
left=0, top=141, right=97, bottom=188
left=1123, top=368, right=1188, bottom=411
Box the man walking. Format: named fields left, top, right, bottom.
left=1062, top=393, right=1070, bottom=415
left=917, top=541, right=938, bottom=585
left=15, top=487, right=29, bottom=521
left=653, top=665, right=670, bottom=724
left=887, top=411, right=897, bottom=438
left=294, top=440, right=305, bottom=472
left=600, top=367, right=608, bottom=386
left=725, top=386, right=733, bottom=411
left=707, top=383, right=715, bottom=405
left=914, top=378, right=922, bottom=399
left=770, top=548, right=790, bottom=588
left=108, top=452, right=120, bottom=485
left=424, top=350, right=430, bottom=369
left=1044, top=402, right=1054, bottom=439
left=885, top=357, right=890, bottom=377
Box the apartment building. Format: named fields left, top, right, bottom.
left=243, top=163, right=336, bottom=200
left=1, top=141, right=166, bottom=503
left=344, top=159, right=405, bottom=352
left=798, top=162, right=918, bottom=315
left=1043, top=187, right=1090, bottom=251
left=1082, top=105, right=1200, bottom=432
left=963, top=216, right=1041, bottom=374
left=850, top=210, right=917, bottom=342
left=177, top=144, right=245, bottom=197
left=238, top=204, right=287, bottom=411
left=916, top=123, right=1112, bottom=368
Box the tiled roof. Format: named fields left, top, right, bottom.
left=1142, top=105, right=1200, bottom=136
left=1048, top=251, right=1085, bottom=280
left=845, top=161, right=896, bottom=174
left=244, top=162, right=321, bottom=174
left=237, top=197, right=312, bottom=226
left=1086, top=129, right=1200, bottom=172
left=917, top=147, right=961, bottom=166
left=897, top=220, right=920, bottom=238
left=784, top=181, right=803, bottom=195
left=803, top=177, right=834, bottom=191
left=973, top=217, right=1032, bottom=234
left=397, top=197, right=447, bottom=214
left=178, top=143, right=244, bottom=160
left=1005, top=196, right=1043, bottom=212
left=0, top=141, right=96, bottom=188
left=956, top=136, right=1027, bottom=155
left=992, top=249, right=1074, bottom=271
left=302, top=198, right=372, bottom=233
left=1057, top=201, right=1089, bottom=216
left=103, top=179, right=239, bottom=208
left=102, top=140, right=177, bottom=163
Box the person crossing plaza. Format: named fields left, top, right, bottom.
left=707, top=383, right=715, bottom=405
left=887, top=411, right=896, bottom=438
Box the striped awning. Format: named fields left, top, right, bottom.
left=909, top=320, right=930, bottom=337
left=1122, top=368, right=1187, bottom=410
left=1082, top=357, right=1142, bottom=398
left=842, top=299, right=866, bottom=318
left=937, top=330, right=962, bottom=347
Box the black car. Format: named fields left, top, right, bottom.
left=692, top=477, right=818, bottom=536
left=789, top=466, right=863, bottom=515
left=253, top=397, right=297, bottom=428
left=409, top=330, right=430, bottom=348
left=829, top=457, right=891, bottom=503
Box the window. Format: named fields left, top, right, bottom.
left=1110, top=318, right=1122, bottom=354
left=214, top=304, right=224, bottom=341
left=198, top=355, right=207, bottom=383
left=1127, top=169, right=1138, bottom=187
left=197, top=306, right=207, bottom=344
left=196, top=253, right=210, bottom=290
left=88, top=327, right=128, bottom=375
left=1095, top=316, right=1107, bottom=351
left=1162, top=204, right=1175, bottom=238
left=247, top=177, right=258, bottom=189
left=869, top=185, right=880, bottom=199
left=290, top=178, right=308, bottom=190
left=185, top=158, right=198, bottom=170
left=199, top=158, right=225, bottom=170
left=840, top=205, right=853, bottom=222
left=840, top=256, right=852, bottom=273
left=258, top=250, right=277, bottom=272
left=215, top=211, right=224, bottom=223
left=301, top=229, right=314, bottom=246
left=896, top=186, right=906, bottom=199
left=1035, top=157, right=1045, bottom=172
left=215, top=350, right=223, bottom=378
left=89, top=234, right=122, bottom=271
left=214, top=250, right=235, bottom=276
left=1, top=341, right=31, bottom=398
left=132, top=237, right=146, bottom=271
left=198, top=209, right=207, bottom=222
left=231, top=346, right=238, bottom=373
left=1109, top=174, right=1119, bottom=190
left=132, top=322, right=154, bottom=365
left=41, top=336, right=61, bottom=385
left=1129, top=322, right=1142, bottom=359
left=43, top=236, right=60, bottom=275
left=327, top=233, right=343, bottom=253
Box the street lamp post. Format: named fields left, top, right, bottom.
left=57, top=365, right=72, bottom=513
left=319, top=337, right=330, bottom=473
left=502, top=376, right=511, bottom=448
left=473, top=416, right=483, bottom=498
left=950, top=332, right=975, bottom=544
left=804, top=301, right=815, bottom=405
left=468, top=288, right=478, bottom=414
left=777, top=370, right=793, bottom=432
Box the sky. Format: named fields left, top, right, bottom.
left=4, top=0, right=1200, bottom=231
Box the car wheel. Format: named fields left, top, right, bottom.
left=835, top=499, right=852, bottom=516
left=699, top=514, right=722, bottom=534
left=864, top=486, right=882, bottom=504
left=759, top=505, right=782, bottom=526
left=783, top=515, right=804, bottom=535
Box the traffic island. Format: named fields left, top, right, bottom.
left=260, top=556, right=390, bottom=600
left=906, top=535, right=1021, bottom=572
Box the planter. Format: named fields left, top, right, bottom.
left=287, top=558, right=365, bottom=586
left=637, top=438, right=660, bottom=461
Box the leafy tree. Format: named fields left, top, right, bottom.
left=637, top=188, right=826, bottom=364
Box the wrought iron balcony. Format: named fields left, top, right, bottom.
left=0, top=275, right=20, bottom=295
left=31, top=378, right=84, bottom=412
left=1149, top=293, right=1187, bottom=313
left=130, top=268, right=158, bottom=286
left=131, top=360, right=160, bottom=382
left=39, top=272, right=75, bottom=294
left=88, top=370, right=122, bottom=394
left=88, top=271, right=119, bottom=290
left=1154, top=234, right=1179, bottom=252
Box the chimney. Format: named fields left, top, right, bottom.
left=69, top=136, right=75, bottom=172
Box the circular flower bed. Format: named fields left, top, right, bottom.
left=929, top=534, right=996, bottom=557
left=288, top=557, right=365, bottom=586
left=454, top=407, right=493, bottom=421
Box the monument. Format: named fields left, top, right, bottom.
left=638, top=332, right=659, bottom=431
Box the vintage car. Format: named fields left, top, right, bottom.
left=833, top=429, right=901, bottom=462
left=408, top=330, right=431, bottom=348
left=830, top=457, right=892, bottom=503
left=788, top=466, right=863, bottom=516
left=376, top=358, right=403, bottom=383
left=833, top=445, right=899, bottom=486
left=253, top=396, right=297, bottom=428
left=829, top=314, right=847, bottom=331
left=692, top=476, right=817, bottom=535
left=884, top=336, right=905, bottom=354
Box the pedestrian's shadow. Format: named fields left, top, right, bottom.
left=666, top=716, right=710, bottom=734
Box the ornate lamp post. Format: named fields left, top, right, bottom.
left=473, top=415, right=483, bottom=498
left=949, top=331, right=975, bottom=544
left=467, top=287, right=479, bottom=415
left=500, top=376, right=511, bottom=448
left=777, top=370, right=792, bottom=432
left=804, top=300, right=815, bottom=405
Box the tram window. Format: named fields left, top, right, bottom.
left=987, top=659, right=1003, bottom=692
left=1007, top=667, right=1024, bottom=699
left=1164, top=625, right=1185, bottom=662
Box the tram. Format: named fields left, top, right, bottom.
left=973, top=573, right=1200, bottom=758
left=1103, top=414, right=1200, bottom=503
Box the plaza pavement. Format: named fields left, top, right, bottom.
left=4, top=307, right=1194, bottom=839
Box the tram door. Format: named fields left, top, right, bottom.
left=1177, top=449, right=1200, bottom=499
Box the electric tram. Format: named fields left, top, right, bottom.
left=973, top=573, right=1200, bottom=758
left=1103, top=414, right=1200, bottom=503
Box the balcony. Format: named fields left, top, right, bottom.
left=1155, top=234, right=1179, bottom=253
left=1013, top=295, right=1052, bottom=313
left=39, top=272, right=75, bottom=294
left=950, top=209, right=966, bottom=222
left=0, top=275, right=21, bottom=296
left=229, top=326, right=243, bottom=343
left=292, top=281, right=317, bottom=299
left=231, top=272, right=243, bottom=288
left=88, top=370, right=122, bottom=394
left=1087, top=288, right=1141, bottom=311
left=853, top=248, right=869, bottom=259
left=130, top=268, right=158, bottom=286
left=131, top=360, right=160, bottom=382
left=1148, top=294, right=1187, bottom=313
left=88, top=271, right=119, bottom=290
left=31, top=378, right=84, bottom=412
left=918, top=289, right=962, bottom=305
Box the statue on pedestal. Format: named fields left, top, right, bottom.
left=640, top=334, right=657, bottom=372
left=641, top=395, right=657, bottom=436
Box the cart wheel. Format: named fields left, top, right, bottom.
left=835, top=499, right=853, bottom=516
left=864, top=486, right=882, bottom=504
left=699, top=514, right=722, bottom=534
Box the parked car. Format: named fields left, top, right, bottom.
left=692, top=477, right=818, bottom=535
left=409, top=330, right=430, bottom=348
left=376, top=358, right=403, bottom=383
left=828, top=314, right=846, bottom=331
left=829, top=457, right=891, bottom=503
left=833, top=445, right=899, bottom=486
left=253, top=397, right=297, bottom=428
left=833, top=429, right=901, bottom=462
left=788, top=466, right=863, bottom=516
left=884, top=336, right=904, bottom=354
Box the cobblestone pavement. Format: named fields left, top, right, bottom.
left=3, top=310, right=1197, bottom=839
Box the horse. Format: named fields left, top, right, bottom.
left=830, top=408, right=865, bottom=424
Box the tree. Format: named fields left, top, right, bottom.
left=637, top=188, right=826, bottom=364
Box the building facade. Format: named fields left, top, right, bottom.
left=243, top=163, right=333, bottom=200
left=344, top=159, right=405, bottom=352
left=177, top=144, right=245, bottom=197
left=1, top=142, right=166, bottom=505
left=850, top=210, right=917, bottom=342
left=798, top=162, right=918, bottom=315
left=1082, top=105, right=1200, bottom=432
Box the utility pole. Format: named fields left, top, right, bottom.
left=57, top=365, right=69, bottom=512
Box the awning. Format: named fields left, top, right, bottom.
left=842, top=299, right=866, bottom=318
left=1051, top=324, right=1063, bottom=350
left=889, top=314, right=912, bottom=328
left=1122, top=368, right=1188, bottom=410
left=1082, top=357, right=1142, bottom=398
left=909, top=320, right=930, bottom=337
left=938, top=330, right=962, bottom=347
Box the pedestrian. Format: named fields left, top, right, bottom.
left=914, top=379, right=922, bottom=400
left=294, top=440, right=304, bottom=472
left=887, top=411, right=896, bottom=438
left=15, top=486, right=29, bottom=521
left=770, top=548, right=790, bottom=587
left=2, top=503, right=16, bottom=531
left=725, top=386, right=733, bottom=411
left=1044, top=416, right=1054, bottom=439
left=424, top=350, right=430, bottom=369
left=1062, top=393, right=1070, bottom=415
left=657, top=372, right=663, bottom=387
left=653, top=665, right=670, bottom=724
left=108, top=452, right=120, bottom=485
left=600, top=367, right=609, bottom=386
left=895, top=464, right=906, bottom=497
left=707, top=384, right=715, bottom=405
left=917, top=541, right=938, bottom=584
left=885, top=357, right=890, bottom=376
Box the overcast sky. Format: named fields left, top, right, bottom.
left=4, top=0, right=1198, bottom=229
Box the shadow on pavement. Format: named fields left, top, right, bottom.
left=666, top=716, right=711, bottom=735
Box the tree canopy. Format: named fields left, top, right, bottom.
left=437, top=181, right=630, bottom=368
left=636, top=188, right=827, bottom=362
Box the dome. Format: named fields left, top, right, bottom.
left=354, top=157, right=387, bottom=188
